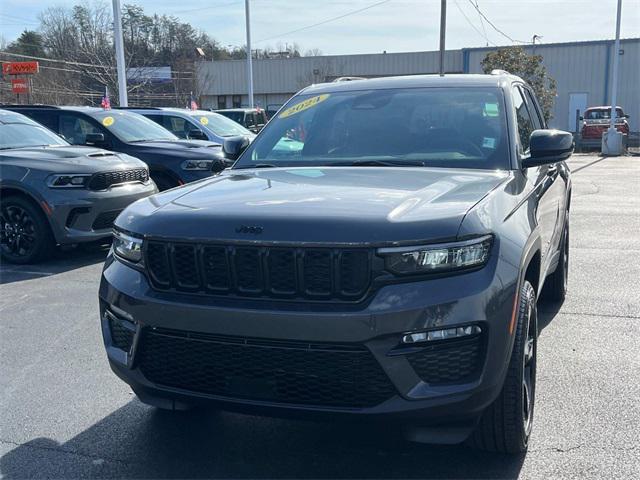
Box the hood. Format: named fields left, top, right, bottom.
left=129, top=139, right=224, bottom=159
left=117, top=167, right=509, bottom=245
left=0, top=146, right=146, bottom=174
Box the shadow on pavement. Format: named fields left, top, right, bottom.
left=0, top=400, right=526, bottom=479
left=0, top=242, right=109, bottom=285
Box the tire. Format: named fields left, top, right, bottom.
left=0, top=195, right=54, bottom=264
left=468, top=280, right=537, bottom=454
left=152, top=173, right=179, bottom=192
left=541, top=216, right=569, bottom=303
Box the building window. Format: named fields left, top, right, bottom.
left=217, top=96, right=226, bottom=109
left=232, top=95, right=241, bottom=108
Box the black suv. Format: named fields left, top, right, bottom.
left=100, top=73, right=572, bottom=453
left=4, top=106, right=227, bottom=190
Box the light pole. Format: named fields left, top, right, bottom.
left=602, top=0, right=623, bottom=155
left=438, top=0, right=446, bottom=76
left=245, top=0, right=254, bottom=108
left=111, top=0, right=128, bottom=106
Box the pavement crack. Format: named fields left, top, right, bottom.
left=0, top=437, right=130, bottom=465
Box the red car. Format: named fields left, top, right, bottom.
left=580, top=106, right=630, bottom=149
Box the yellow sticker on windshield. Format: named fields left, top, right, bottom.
left=279, top=94, right=330, bottom=119
left=102, top=116, right=114, bottom=127
left=200, top=117, right=209, bottom=125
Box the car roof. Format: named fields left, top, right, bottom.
left=215, top=108, right=261, bottom=113
left=133, top=108, right=220, bottom=116
left=585, top=106, right=623, bottom=110
left=299, top=73, right=522, bottom=95
left=0, top=109, right=42, bottom=126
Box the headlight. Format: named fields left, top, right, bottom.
left=47, top=174, right=92, bottom=188
left=113, top=229, right=143, bottom=263
left=181, top=159, right=215, bottom=171
left=378, top=235, right=492, bottom=275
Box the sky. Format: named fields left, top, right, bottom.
left=1, top=0, right=639, bottom=55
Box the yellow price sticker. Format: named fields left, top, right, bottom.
left=200, top=117, right=209, bottom=125
left=279, top=94, right=330, bottom=119
left=102, top=116, right=115, bottom=127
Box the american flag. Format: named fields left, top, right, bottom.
left=101, top=87, right=111, bottom=110
left=188, top=92, right=198, bottom=111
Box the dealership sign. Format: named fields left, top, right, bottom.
left=2, top=61, right=40, bottom=76
left=11, top=78, right=30, bottom=94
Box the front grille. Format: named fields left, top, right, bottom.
left=107, top=314, right=135, bottom=352
left=407, top=336, right=484, bottom=385
left=92, top=209, right=123, bottom=230
left=88, top=168, right=148, bottom=190
left=137, top=328, right=396, bottom=408
left=145, top=241, right=372, bottom=301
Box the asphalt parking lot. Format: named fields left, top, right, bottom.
left=1, top=153, right=639, bottom=479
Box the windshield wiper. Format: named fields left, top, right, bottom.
left=236, top=163, right=278, bottom=169
left=333, top=159, right=426, bottom=167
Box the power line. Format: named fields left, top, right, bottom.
left=453, top=0, right=495, bottom=46
left=473, top=1, right=489, bottom=45
left=0, top=51, right=196, bottom=76
left=467, top=0, right=530, bottom=44
left=255, top=0, right=393, bottom=44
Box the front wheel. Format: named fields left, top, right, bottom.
left=468, top=280, right=538, bottom=453
left=0, top=196, right=54, bottom=264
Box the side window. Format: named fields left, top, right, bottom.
left=58, top=113, right=101, bottom=145
left=146, top=115, right=165, bottom=128
left=245, top=113, right=256, bottom=128
left=512, top=86, right=535, bottom=154
left=29, top=111, right=57, bottom=131
left=163, top=115, right=190, bottom=139
left=522, top=88, right=544, bottom=130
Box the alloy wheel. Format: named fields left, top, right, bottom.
left=0, top=205, right=38, bottom=258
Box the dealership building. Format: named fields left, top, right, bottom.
left=196, top=38, right=639, bottom=133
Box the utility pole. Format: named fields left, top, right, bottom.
left=439, top=0, right=447, bottom=76
left=245, top=0, right=254, bottom=108
left=112, top=0, right=128, bottom=106
left=602, top=0, right=623, bottom=155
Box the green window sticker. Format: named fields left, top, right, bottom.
left=484, top=102, right=499, bottom=117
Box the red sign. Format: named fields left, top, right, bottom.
left=2, top=61, right=39, bottom=76
left=11, top=78, right=29, bottom=94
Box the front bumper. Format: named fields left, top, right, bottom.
left=46, top=182, right=157, bottom=244
left=98, top=247, right=518, bottom=426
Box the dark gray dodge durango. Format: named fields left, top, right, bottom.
left=0, top=110, right=157, bottom=264
left=100, top=73, right=573, bottom=453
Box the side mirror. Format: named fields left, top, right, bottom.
left=579, top=116, right=584, bottom=121
left=85, top=133, right=105, bottom=145
left=522, top=129, right=574, bottom=168
left=223, top=136, right=250, bottom=160
left=188, top=129, right=208, bottom=140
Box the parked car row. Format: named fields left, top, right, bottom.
left=0, top=105, right=262, bottom=263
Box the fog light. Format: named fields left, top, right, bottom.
left=402, top=325, right=482, bottom=344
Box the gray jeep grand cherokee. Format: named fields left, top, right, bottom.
left=99, top=73, right=572, bottom=453
left=0, top=110, right=157, bottom=263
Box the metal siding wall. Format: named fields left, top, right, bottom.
left=197, top=51, right=462, bottom=97
left=467, top=40, right=639, bottom=131
left=197, top=40, right=639, bottom=131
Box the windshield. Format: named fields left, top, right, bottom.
left=91, top=111, right=178, bottom=142
left=234, top=87, right=509, bottom=170
left=0, top=123, right=68, bottom=150
left=190, top=112, right=252, bottom=137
